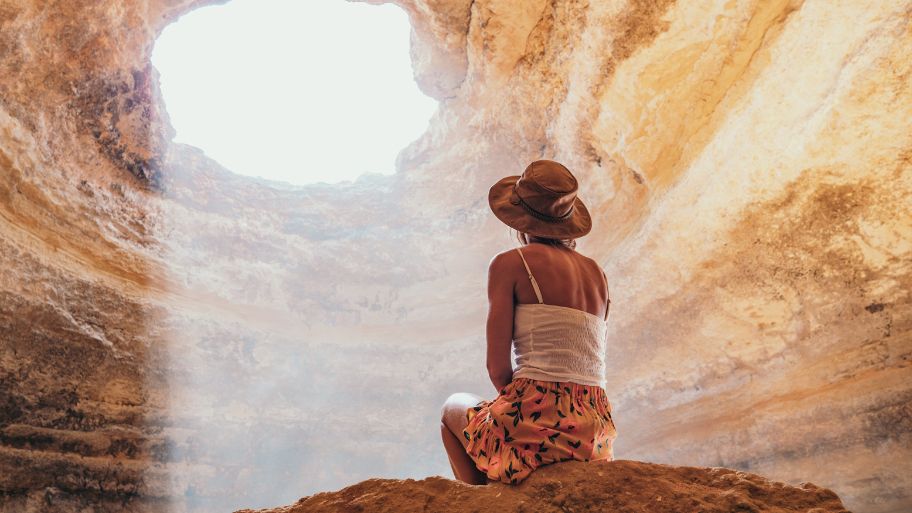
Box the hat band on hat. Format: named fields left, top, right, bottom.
left=513, top=188, right=574, bottom=223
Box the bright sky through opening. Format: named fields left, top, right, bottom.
left=151, top=0, right=437, bottom=185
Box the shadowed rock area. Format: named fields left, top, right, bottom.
left=0, top=0, right=909, bottom=512
left=233, top=460, right=851, bottom=513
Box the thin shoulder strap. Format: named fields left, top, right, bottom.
left=603, top=268, right=611, bottom=321
left=516, top=247, right=544, bottom=304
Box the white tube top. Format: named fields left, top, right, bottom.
left=511, top=303, right=608, bottom=388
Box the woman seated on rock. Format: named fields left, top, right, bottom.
left=440, top=159, right=618, bottom=485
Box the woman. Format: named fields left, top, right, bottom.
left=440, top=159, right=617, bottom=485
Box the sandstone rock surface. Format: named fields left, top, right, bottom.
left=0, top=0, right=909, bottom=512
left=233, top=460, right=850, bottom=513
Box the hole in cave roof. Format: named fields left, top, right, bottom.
left=152, top=0, right=438, bottom=187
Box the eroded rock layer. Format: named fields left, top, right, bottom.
left=0, top=0, right=909, bottom=512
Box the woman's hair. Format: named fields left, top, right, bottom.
left=513, top=229, right=577, bottom=250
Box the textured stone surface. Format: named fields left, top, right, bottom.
left=0, top=0, right=909, bottom=512
left=233, top=459, right=851, bottom=513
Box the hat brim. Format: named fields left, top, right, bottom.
left=488, top=175, right=592, bottom=239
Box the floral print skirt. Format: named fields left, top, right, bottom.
left=463, top=377, right=617, bottom=484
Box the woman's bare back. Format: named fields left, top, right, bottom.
left=503, top=242, right=610, bottom=320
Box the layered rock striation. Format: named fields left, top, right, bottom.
left=0, top=0, right=909, bottom=512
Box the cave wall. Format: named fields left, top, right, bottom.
left=0, top=0, right=909, bottom=512
left=0, top=1, right=197, bottom=512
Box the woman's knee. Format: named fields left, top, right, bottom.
left=440, top=393, right=472, bottom=426
left=440, top=393, right=461, bottom=423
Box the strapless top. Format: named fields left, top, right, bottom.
left=511, top=303, right=608, bottom=388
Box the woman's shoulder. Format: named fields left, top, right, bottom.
left=487, top=248, right=524, bottom=277
left=488, top=247, right=521, bottom=263
left=489, top=244, right=591, bottom=262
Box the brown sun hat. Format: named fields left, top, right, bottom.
left=488, top=159, right=592, bottom=239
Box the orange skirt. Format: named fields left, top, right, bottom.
left=462, top=377, right=617, bottom=484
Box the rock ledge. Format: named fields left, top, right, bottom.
left=234, top=460, right=850, bottom=513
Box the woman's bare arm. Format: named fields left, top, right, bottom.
left=486, top=253, right=514, bottom=392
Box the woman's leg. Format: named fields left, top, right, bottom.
left=440, top=393, right=489, bottom=485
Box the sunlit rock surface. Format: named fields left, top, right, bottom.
left=0, top=1, right=909, bottom=513
left=233, top=460, right=851, bottom=513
